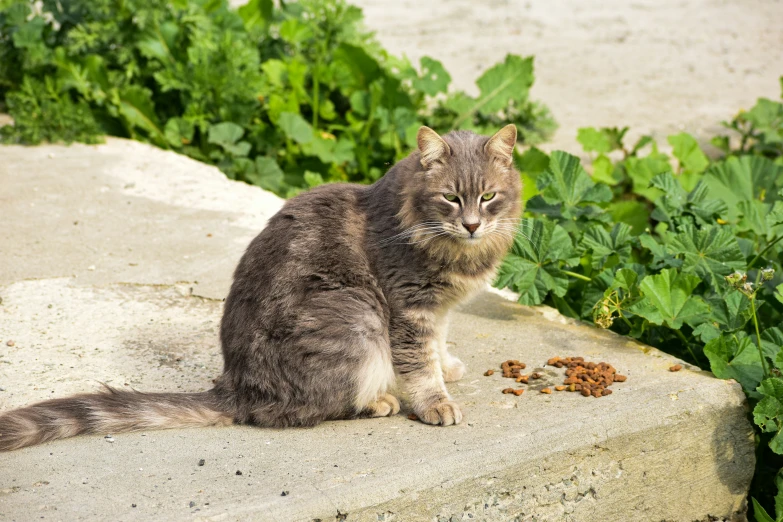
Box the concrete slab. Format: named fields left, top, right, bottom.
left=0, top=140, right=755, bottom=521
left=0, top=139, right=282, bottom=299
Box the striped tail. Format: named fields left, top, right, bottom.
left=0, top=386, right=234, bottom=452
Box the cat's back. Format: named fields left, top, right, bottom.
left=230, top=182, right=375, bottom=298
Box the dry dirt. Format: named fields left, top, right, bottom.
left=352, top=0, right=783, bottom=153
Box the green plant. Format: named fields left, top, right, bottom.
left=0, top=0, right=555, bottom=197
left=498, top=84, right=783, bottom=519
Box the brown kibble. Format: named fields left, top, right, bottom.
left=541, top=388, right=552, bottom=394
left=512, top=388, right=525, bottom=396
left=602, top=389, right=613, bottom=396
left=555, top=385, right=566, bottom=391
left=669, top=364, right=682, bottom=372
left=531, top=372, right=542, bottom=379
left=581, top=388, right=591, bottom=397
left=484, top=369, right=494, bottom=376
left=568, top=383, right=576, bottom=392
left=408, top=413, right=419, bottom=421
left=593, top=390, right=602, bottom=398
left=502, top=388, right=514, bottom=394
left=614, top=374, right=627, bottom=382
left=515, top=375, right=529, bottom=384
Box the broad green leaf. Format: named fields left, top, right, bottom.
left=302, top=134, right=355, bottom=164
left=261, top=59, right=287, bottom=87
left=208, top=122, right=244, bottom=146
left=577, top=127, right=611, bottom=154
left=536, top=151, right=612, bottom=216
left=746, top=98, right=783, bottom=144
left=755, top=378, right=783, bottom=454
left=333, top=43, right=382, bottom=89
left=625, top=148, right=672, bottom=201
left=752, top=497, right=776, bottom=522
left=706, top=333, right=765, bottom=393
left=451, top=54, right=534, bottom=128
left=668, top=225, right=746, bottom=287
left=580, top=223, right=633, bottom=269
left=607, top=200, right=649, bottom=235
left=687, top=181, right=730, bottom=225
left=667, top=132, right=709, bottom=174
left=494, top=219, right=577, bottom=305
left=303, top=171, right=325, bottom=187
left=208, top=122, right=250, bottom=156
left=248, top=156, right=284, bottom=193
left=412, top=57, right=451, bottom=96
left=514, top=147, right=549, bottom=201
left=704, top=155, right=781, bottom=204
left=278, top=112, right=313, bottom=144
left=117, top=86, right=165, bottom=143
left=639, top=233, right=682, bottom=270
left=706, top=290, right=751, bottom=331
left=629, top=269, right=709, bottom=329
left=279, top=19, right=313, bottom=44
left=238, top=0, right=273, bottom=29
left=693, top=323, right=721, bottom=343
left=591, top=154, right=622, bottom=185
left=767, top=202, right=783, bottom=229
left=163, top=118, right=194, bottom=148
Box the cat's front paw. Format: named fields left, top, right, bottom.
left=416, top=400, right=463, bottom=426
left=442, top=357, right=466, bottom=382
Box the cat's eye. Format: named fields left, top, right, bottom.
left=481, top=192, right=496, bottom=201
left=443, top=193, right=459, bottom=203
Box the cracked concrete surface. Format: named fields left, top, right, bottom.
left=0, top=138, right=755, bottom=520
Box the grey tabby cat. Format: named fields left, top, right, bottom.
left=0, top=124, right=521, bottom=451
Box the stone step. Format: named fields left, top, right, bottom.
left=0, top=140, right=753, bottom=521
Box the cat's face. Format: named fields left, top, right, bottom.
left=400, top=126, right=522, bottom=252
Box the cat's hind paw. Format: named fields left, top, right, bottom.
left=364, top=394, right=401, bottom=417
left=416, top=400, right=463, bottom=426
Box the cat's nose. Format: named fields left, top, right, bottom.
left=463, top=222, right=480, bottom=234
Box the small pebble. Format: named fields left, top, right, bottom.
left=235, top=470, right=243, bottom=476
left=132, top=504, right=137, bottom=508
left=6, top=340, right=14, bottom=347
left=483, top=369, right=494, bottom=376
left=281, top=491, right=289, bottom=496
left=198, top=459, right=205, bottom=466
left=189, top=501, right=196, bottom=508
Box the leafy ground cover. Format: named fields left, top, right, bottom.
left=2, top=0, right=783, bottom=517
left=0, top=0, right=555, bottom=197
left=500, top=85, right=783, bottom=519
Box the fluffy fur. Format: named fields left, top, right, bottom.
left=0, top=125, right=522, bottom=451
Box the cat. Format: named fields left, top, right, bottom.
left=0, top=124, right=522, bottom=451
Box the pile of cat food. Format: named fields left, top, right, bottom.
left=549, top=356, right=626, bottom=398
left=487, top=356, right=628, bottom=399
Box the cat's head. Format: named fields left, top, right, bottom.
left=398, top=125, right=522, bottom=261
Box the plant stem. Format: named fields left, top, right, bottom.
left=562, top=270, right=591, bottom=282
left=748, top=235, right=783, bottom=269
left=750, top=295, right=769, bottom=379
left=672, top=328, right=700, bottom=364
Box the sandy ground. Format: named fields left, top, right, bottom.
left=352, top=0, right=783, bottom=153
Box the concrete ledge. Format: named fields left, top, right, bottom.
left=0, top=140, right=754, bottom=521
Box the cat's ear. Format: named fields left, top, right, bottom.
left=484, top=124, right=517, bottom=166
left=417, top=126, right=451, bottom=168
